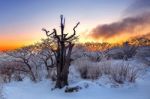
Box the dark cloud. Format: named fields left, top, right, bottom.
left=89, top=0, right=150, bottom=40
left=89, top=13, right=150, bottom=39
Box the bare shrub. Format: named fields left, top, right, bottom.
left=135, top=46, right=150, bottom=66
left=84, top=52, right=102, bottom=62
left=106, top=47, right=124, bottom=60
left=74, top=59, right=101, bottom=80
left=87, top=65, right=101, bottom=80
left=106, top=42, right=138, bottom=60
left=74, top=58, right=138, bottom=84
left=108, top=52, right=124, bottom=60
left=74, top=60, right=90, bottom=79
left=110, top=63, right=138, bottom=84
left=122, top=42, right=138, bottom=60
left=81, top=51, right=111, bottom=62
left=98, top=61, right=111, bottom=75
left=0, top=61, right=28, bottom=83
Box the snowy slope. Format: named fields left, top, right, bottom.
left=3, top=67, right=150, bottom=99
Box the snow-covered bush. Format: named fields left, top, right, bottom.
left=74, top=58, right=101, bottom=80
left=97, top=61, right=111, bottom=75
left=135, top=46, right=150, bottom=66
left=82, top=51, right=103, bottom=62
left=0, top=61, right=27, bottom=83
left=106, top=47, right=124, bottom=60
left=122, top=42, right=138, bottom=60
left=74, top=58, right=138, bottom=84
left=110, top=63, right=138, bottom=84
left=106, top=43, right=138, bottom=60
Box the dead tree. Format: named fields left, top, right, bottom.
left=42, top=15, right=80, bottom=88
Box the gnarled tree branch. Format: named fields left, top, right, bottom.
left=65, top=22, right=80, bottom=40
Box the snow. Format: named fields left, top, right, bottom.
left=1, top=50, right=150, bottom=99
left=0, top=53, right=14, bottom=64
left=3, top=67, right=150, bottom=99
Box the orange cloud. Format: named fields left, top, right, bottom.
left=88, top=12, right=150, bottom=43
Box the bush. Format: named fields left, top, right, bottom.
left=135, top=46, right=150, bottom=66
left=0, top=61, right=27, bottom=83
left=74, top=59, right=101, bottom=80
left=110, top=63, right=138, bottom=84
left=74, top=58, right=138, bottom=84
left=108, top=52, right=124, bottom=60
left=122, top=42, right=138, bottom=60
left=106, top=43, right=138, bottom=60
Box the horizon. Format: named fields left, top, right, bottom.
left=0, top=0, right=150, bottom=50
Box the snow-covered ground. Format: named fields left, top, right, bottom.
left=1, top=47, right=150, bottom=99
left=3, top=67, right=150, bottom=99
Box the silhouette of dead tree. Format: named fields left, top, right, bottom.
left=42, top=15, right=80, bottom=88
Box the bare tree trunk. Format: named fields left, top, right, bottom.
left=42, top=15, right=79, bottom=89
left=25, top=62, right=36, bottom=82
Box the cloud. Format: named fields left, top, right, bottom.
left=88, top=0, right=150, bottom=42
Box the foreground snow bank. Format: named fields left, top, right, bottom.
left=3, top=68, right=150, bottom=99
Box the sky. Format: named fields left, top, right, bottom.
left=0, top=0, right=149, bottom=50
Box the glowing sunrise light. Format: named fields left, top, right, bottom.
left=0, top=0, right=150, bottom=50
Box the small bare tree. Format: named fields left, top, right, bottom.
left=42, top=15, right=80, bottom=88
left=0, top=61, right=26, bottom=82
left=37, top=39, right=56, bottom=80
left=6, top=46, right=37, bottom=81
